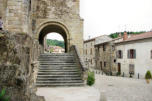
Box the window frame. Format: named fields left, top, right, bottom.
left=129, top=64, right=135, bottom=74
left=128, top=49, right=136, bottom=59
left=117, top=50, right=123, bottom=59
left=104, top=62, right=106, bottom=67
left=103, top=44, right=106, bottom=51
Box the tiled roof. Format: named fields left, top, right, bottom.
left=95, top=35, right=112, bottom=45
left=116, top=32, right=152, bottom=43
left=84, top=35, right=103, bottom=43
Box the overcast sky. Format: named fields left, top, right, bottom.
left=80, top=0, right=152, bottom=40
left=47, top=0, right=152, bottom=40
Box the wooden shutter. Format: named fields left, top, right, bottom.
left=127, top=50, right=129, bottom=58
left=134, top=50, right=136, bottom=59
left=121, top=51, right=123, bottom=59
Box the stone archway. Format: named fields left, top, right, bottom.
left=36, top=21, right=70, bottom=53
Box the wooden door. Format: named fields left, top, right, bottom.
left=100, top=62, right=102, bottom=70
left=118, top=63, right=121, bottom=73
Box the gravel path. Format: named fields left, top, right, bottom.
left=94, top=74, right=152, bottom=101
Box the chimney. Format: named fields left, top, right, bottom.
left=123, top=31, right=128, bottom=40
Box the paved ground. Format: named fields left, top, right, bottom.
left=94, top=74, right=152, bottom=101
left=36, top=87, right=100, bottom=101
left=36, top=74, right=152, bottom=101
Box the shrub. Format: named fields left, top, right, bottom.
left=87, top=71, right=95, bottom=86
left=116, top=72, right=121, bottom=76
left=145, top=70, right=152, bottom=79
left=0, top=88, right=10, bottom=101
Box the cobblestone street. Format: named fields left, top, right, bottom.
left=94, top=74, right=152, bottom=101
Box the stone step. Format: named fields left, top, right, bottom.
left=39, top=65, right=77, bottom=67
left=36, top=78, right=82, bottom=81
left=37, top=75, right=81, bottom=78
left=39, top=63, right=77, bottom=65
left=39, top=66, right=78, bottom=68
left=39, top=56, right=74, bottom=58
left=39, top=68, right=79, bottom=70
left=36, top=83, right=84, bottom=87
left=38, top=72, right=81, bottom=75
left=39, top=66, right=77, bottom=68
left=36, top=53, right=83, bottom=87
left=38, top=59, right=75, bottom=61
left=39, top=61, right=76, bottom=64
left=36, top=80, right=83, bottom=84
left=38, top=70, right=79, bottom=72
left=40, top=53, right=73, bottom=56
left=38, top=57, right=75, bottom=60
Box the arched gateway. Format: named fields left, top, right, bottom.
left=36, top=22, right=70, bottom=52
left=33, top=0, right=84, bottom=55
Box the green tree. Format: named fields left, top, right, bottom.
left=47, top=39, right=65, bottom=48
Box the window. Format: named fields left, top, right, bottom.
left=114, top=59, right=116, bottom=63
left=128, top=49, right=136, bottom=59
left=103, top=44, right=106, bottom=51
left=29, top=0, right=31, bottom=11
left=117, top=50, right=123, bottom=59
left=91, top=59, right=92, bottom=64
left=112, top=45, right=115, bottom=51
left=151, top=50, right=152, bottom=59
left=90, top=48, right=92, bottom=55
left=86, top=49, right=87, bottom=55
left=129, top=64, right=135, bottom=74
left=104, top=62, right=106, bottom=67
left=100, top=62, right=102, bottom=70
left=91, top=42, right=92, bottom=46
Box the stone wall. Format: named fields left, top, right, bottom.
left=34, top=0, right=84, bottom=55
left=83, top=39, right=96, bottom=68
left=1, top=0, right=84, bottom=56
left=0, top=30, right=44, bottom=101
left=2, top=0, right=30, bottom=33
left=95, top=42, right=117, bottom=75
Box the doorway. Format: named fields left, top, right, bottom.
left=118, top=63, right=121, bottom=73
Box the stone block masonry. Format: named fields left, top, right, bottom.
left=0, top=30, right=44, bottom=101
left=4, top=0, right=29, bottom=33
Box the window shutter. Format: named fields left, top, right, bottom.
left=128, top=50, right=130, bottom=59
left=134, top=50, right=136, bottom=59
left=116, top=51, right=118, bottom=58
left=121, top=51, right=123, bottom=59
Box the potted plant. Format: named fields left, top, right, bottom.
left=145, top=70, right=152, bottom=84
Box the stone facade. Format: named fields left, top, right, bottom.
left=0, top=0, right=29, bottom=33
left=95, top=36, right=117, bottom=75
left=0, top=1, right=84, bottom=100
left=115, top=32, right=152, bottom=78
left=1, top=0, right=84, bottom=55
left=83, top=39, right=96, bottom=69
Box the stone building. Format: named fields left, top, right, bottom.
left=115, top=31, right=152, bottom=78
left=94, top=35, right=117, bottom=75
left=84, top=38, right=96, bottom=68
left=0, top=0, right=84, bottom=55
left=0, top=0, right=84, bottom=100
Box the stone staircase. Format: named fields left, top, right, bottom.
left=36, top=53, right=84, bottom=87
